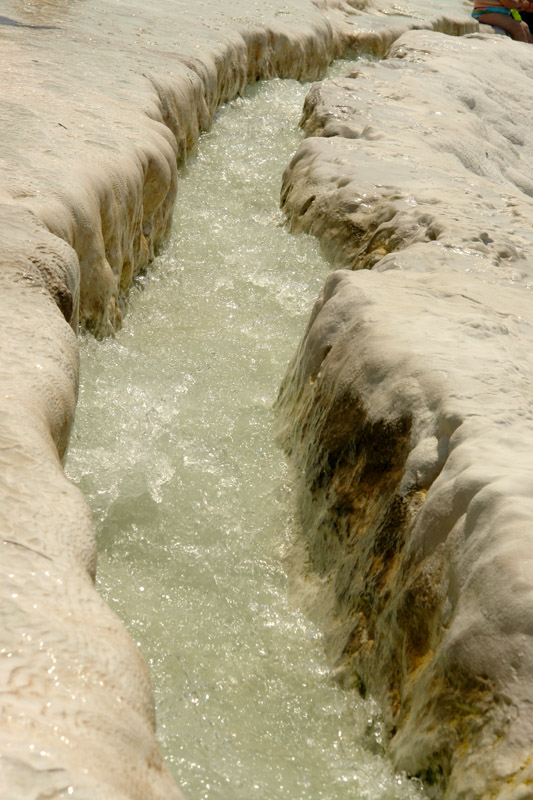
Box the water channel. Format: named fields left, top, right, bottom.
left=65, top=65, right=427, bottom=800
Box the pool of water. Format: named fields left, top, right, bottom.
left=65, top=67, right=427, bottom=800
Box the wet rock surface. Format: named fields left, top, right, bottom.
left=277, top=29, right=533, bottom=799
left=0, top=0, right=481, bottom=797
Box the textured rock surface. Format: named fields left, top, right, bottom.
left=277, top=30, right=533, bottom=799
left=0, top=1, right=478, bottom=797
left=0, top=4, right=344, bottom=799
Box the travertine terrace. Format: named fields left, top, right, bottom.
left=277, top=29, right=533, bottom=800
left=0, top=0, right=508, bottom=797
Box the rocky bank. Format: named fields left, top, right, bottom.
left=0, top=0, right=507, bottom=797
left=277, top=28, right=533, bottom=800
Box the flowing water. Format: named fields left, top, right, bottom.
left=66, top=65, right=427, bottom=800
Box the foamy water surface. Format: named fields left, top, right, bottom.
left=66, top=68, right=427, bottom=800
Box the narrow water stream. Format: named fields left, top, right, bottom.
left=66, top=68, right=426, bottom=800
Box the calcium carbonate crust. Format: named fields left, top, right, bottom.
left=0, top=1, right=479, bottom=797
left=277, top=29, right=533, bottom=800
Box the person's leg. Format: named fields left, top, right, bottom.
left=520, top=9, right=533, bottom=33
left=478, top=12, right=533, bottom=41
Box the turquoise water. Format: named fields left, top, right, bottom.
left=66, top=71, right=427, bottom=800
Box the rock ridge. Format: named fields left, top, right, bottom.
left=277, top=29, right=533, bottom=799
left=0, top=1, right=479, bottom=797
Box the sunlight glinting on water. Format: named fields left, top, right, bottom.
left=66, top=70, right=427, bottom=800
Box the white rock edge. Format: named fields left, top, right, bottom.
left=0, top=1, right=476, bottom=798
left=277, top=28, right=533, bottom=800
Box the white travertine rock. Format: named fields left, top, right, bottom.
left=0, top=0, right=477, bottom=796
left=0, top=0, right=476, bottom=333
left=283, top=31, right=533, bottom=274
left=277, top=29, right=533, bottom=799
